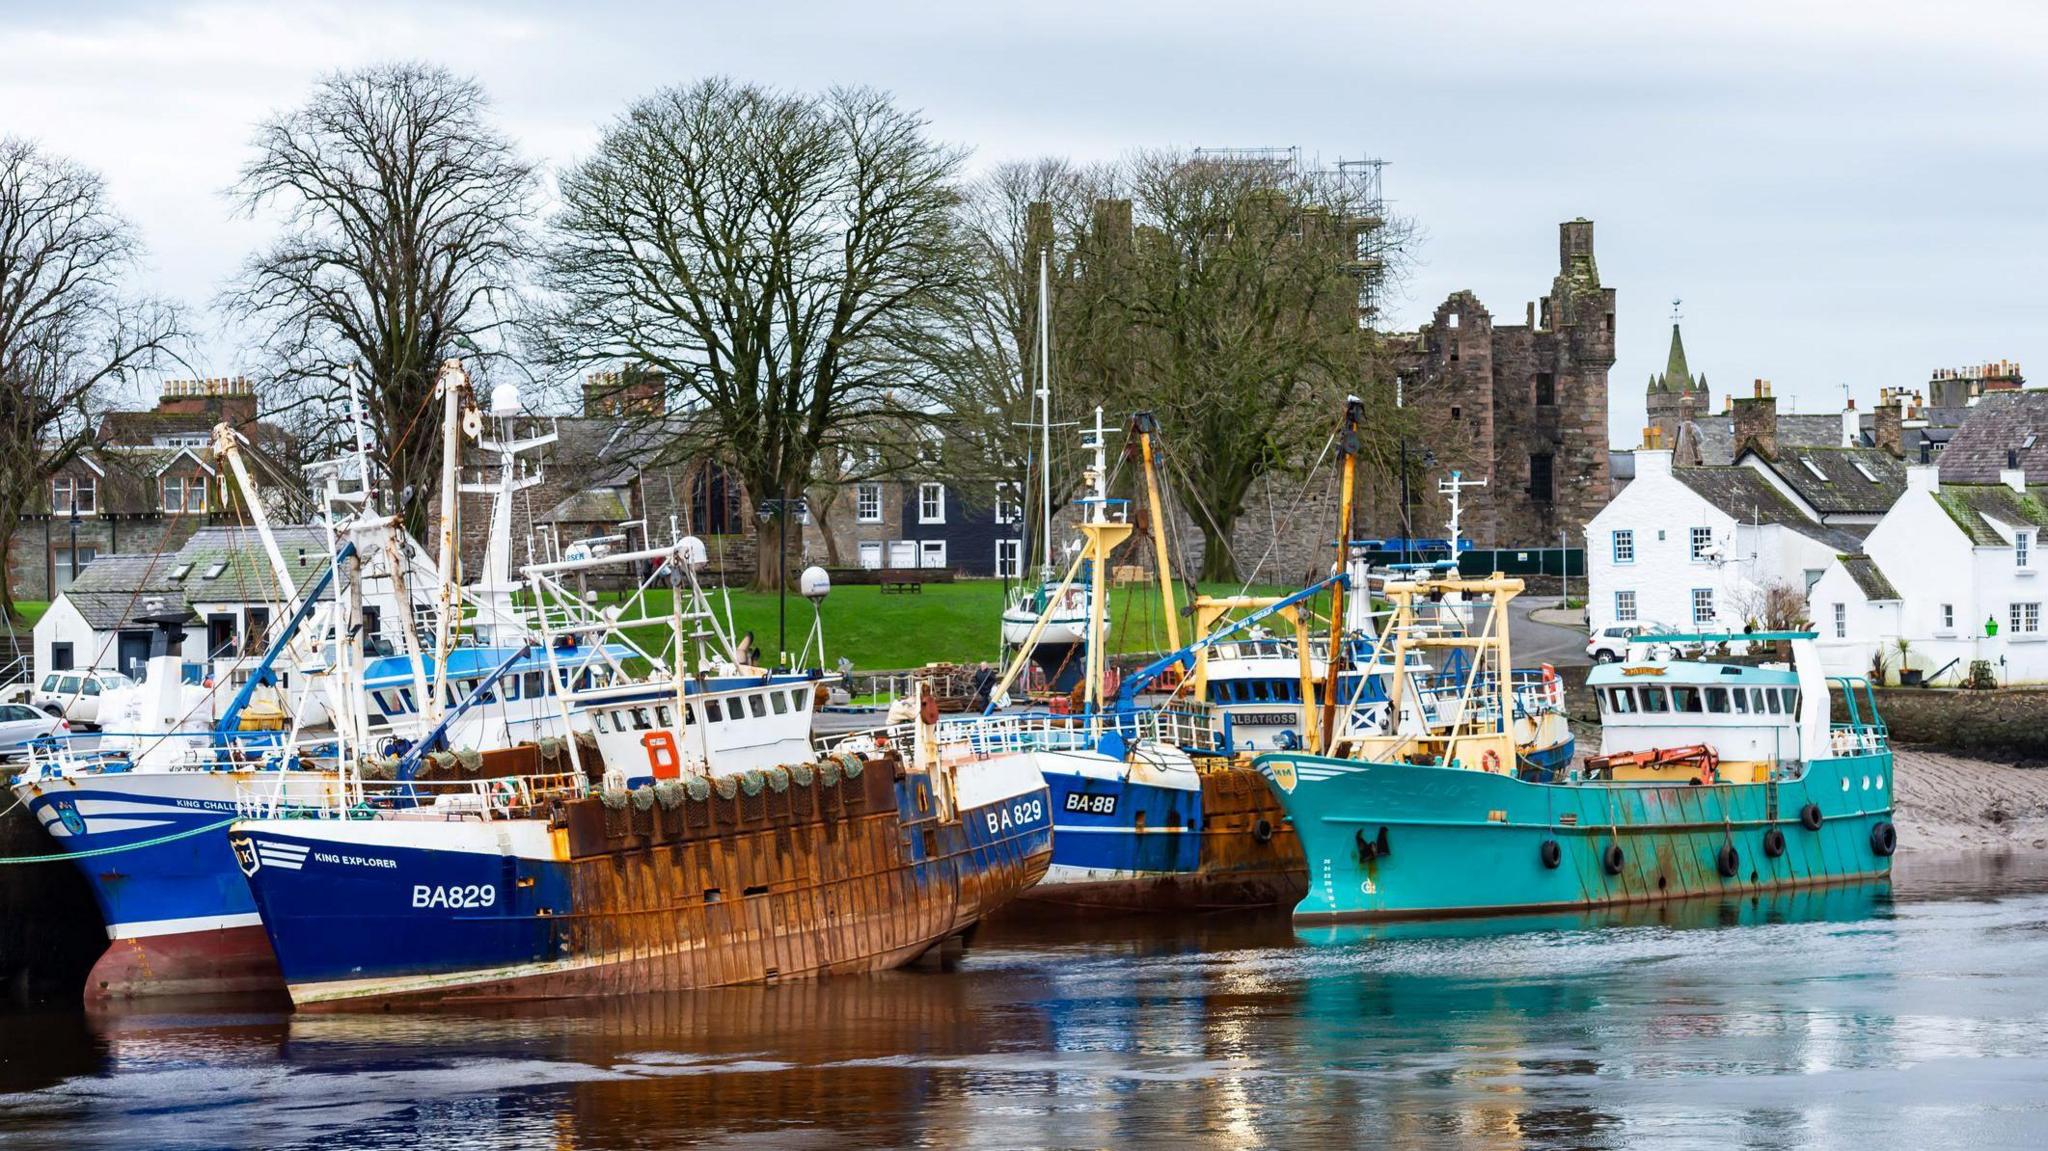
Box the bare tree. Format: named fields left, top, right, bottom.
left=224, top=62, right=535, bottom=542
left=0, top=139, right=179, bottom=622
left=534, top=79, right=968, bottom=589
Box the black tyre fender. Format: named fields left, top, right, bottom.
left=1870, top=821, right=1897, bottom=857
left=1602, top=842, right=1626, bottom=875
left=1799, top=803, right=1824, bottom=831
left=1539, top=839, right=1562, bottom=869
left=1355, top=828, right=1376, bottom=862
left=1762, top=827, right=1787, bottom=858
left=1715, top=843, right=1741, bottom=878
left=1252, top=817, right=1273, bottom=843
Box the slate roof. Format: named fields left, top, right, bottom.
left=540, top=487, right=631, bottom=525
left=1929, top=483, right=2048, bottom=546
left=1837, top=554, right=1901, bottom=601
left=62, top=554, right=187, bottom=630
left=1681, top=413, right=1848, bottom=465
left=1671, top=466, right=1867, bottom=552
left=61, top=525, right=333, bottom=628
left=1748, top=446, right=1907, bottom=516
left=1938, top=390, right=2048, bottom=483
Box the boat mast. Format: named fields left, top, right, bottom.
left=428, top=360, right=469, bottom=722
left=1131, top=412, right=1180, bottom=656
left=1318, top=395, right=1365, bottom=751
left=1079, top=407, right=1133, bottom=720
left=1037, top=249, right=1054, bottom=580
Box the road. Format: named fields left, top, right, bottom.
left=1509, top=595, right=1591, bottom=668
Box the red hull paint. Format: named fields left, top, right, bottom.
left=85, top=926, right=285, bottom=1001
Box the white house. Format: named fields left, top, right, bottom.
left=1585, top=449, right=1865, bottom=635
left=1812, top=467, right=2048, bottom=685
left=34, top=525, right=421, bottom=684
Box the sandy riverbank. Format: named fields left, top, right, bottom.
left=1894, top=748, right=2048, bottom=853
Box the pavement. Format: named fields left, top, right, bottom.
left=1510, top=595, right=1591, bottom=668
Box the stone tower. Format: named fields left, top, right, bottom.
left=1645, top=320, right=1706, bottom=451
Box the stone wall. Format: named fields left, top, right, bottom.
left=1841, top=687, right=2048, bottom=761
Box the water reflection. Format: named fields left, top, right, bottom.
left=0, top=858, right=2045, bottom=1150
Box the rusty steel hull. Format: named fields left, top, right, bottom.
left=238, top=757, right=1053, bottom=1009
left=1256, top=749, right=1897, bottom=923
left=1016, top=763, right=1307, bottom=913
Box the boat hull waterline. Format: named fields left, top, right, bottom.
left=236, top=756, right=1052, bottom=1009
left=1254, top=750, right=1895, bottom=922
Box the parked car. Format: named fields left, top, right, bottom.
left=30, top=669, right=132, bottom=727
left=0, top=702, right=66, bottom=762
left=1587, top=624, right=1647, bottom=663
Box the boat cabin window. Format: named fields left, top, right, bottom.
left=770, top=691, right=789, bottom=715
left=1732, top=689, right=1750, bottom=714
left=749, top=694, right=767, bottom=718
left=1605, top=687, right=1635, bottom=713
left=1781, top=688, right=1799, bottom=713
left=1705, top=687, right=1730, bottom=714
left=500, top=675, right=519, bottom=701
left=1639, top=686, right=1670, bottom=713
left=704, top=699, right=723, bottom=723
left=524, top=671, right=545, bottom=700
left=789, top=688, right=808, bottom=713
left=631, top=707, right=653, bottom=731
left=592, top=710, right=610, bottom=733
left=1764, top=690, right=1781, bottom=715
left=656, top=705, right=673, bottom=727
left=1671, top=686, right=1703, bottom=713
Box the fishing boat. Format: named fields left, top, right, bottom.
left=6, top=363, right=587, bottom=999
left=230, top=539, right=1053, bottom=1009
left=1254, top=592, right=1897, bottom=921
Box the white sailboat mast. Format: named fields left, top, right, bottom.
left=1038, top=249, right=1054, bottom=578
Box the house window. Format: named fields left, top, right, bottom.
left=1834, top=602, right=1847, bottom=639
left=858, top=542, right=882, bottom=570
left=994, top=482, right=1022, bottom=525
left=2010, top=601, right=2041, bottom=635
left=50, top=642, right=74, bottom=671
left=1690, top=526, right=1714, bottom=562
left=855, top=483, right=882, bottom=524
left=918, top=483, right=945, bottom=525
left=1691, top=588, right=1714, bottom=626
left=1528, top=453, right=1553, bottom=503
left=1611, top=530, right=1634, bottom=564
left=1941, top=603, right=1956, bottom=632
left=52, top=546, right=97, bottom=591
left=1535, top=372, right=1555, bottom=406
left=995, top=539, right=1023, bottom=578
left=918, top=540, right=947, bottom=569
left=161, top=476, right=206, bottom=514
left=51, top=475, right=96, bottom=516
left=2019, top=530, right=2033, bottom=570
left=1615, top=589, right=1637, bottom=622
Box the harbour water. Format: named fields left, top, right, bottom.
left=3, top=855, right=2047, bottom=1150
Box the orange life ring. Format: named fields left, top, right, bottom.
left=1481, top=748, right=1502, bottom=773
left=919, top=695, right=940, bottom=726
left=1541, top=663, right=1562, bottom=706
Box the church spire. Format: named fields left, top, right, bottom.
left=1665, top=322, right=1694, bottom=393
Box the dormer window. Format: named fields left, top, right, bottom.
left=161, top=476, right=208, bottom=515
left=51, top=475, right=96, bottom=516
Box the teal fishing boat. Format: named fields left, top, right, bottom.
left=1255, top=612, right=1896, bottom=922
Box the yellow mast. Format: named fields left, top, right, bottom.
left=1319, top=396, right=1365, bottom=751
left=1131, top=412, right=1181, bottom=655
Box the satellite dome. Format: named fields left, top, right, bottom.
left=799, top=565, right=831, bottom=602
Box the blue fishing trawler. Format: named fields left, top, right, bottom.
left=1256, top=603, right=1897, bottom=921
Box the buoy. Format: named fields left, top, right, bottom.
left=1715, top=843, right=1740, bottom=878
left=1762, top=827, right=1786, bottom=858
left=1869, top=821, right=1897, bottom=857
left=1539, top=839, right=1562, bottom=869
left=1799, top=803, right=1823, bottom=831
left=1602, top=843, right=1626, bottom=875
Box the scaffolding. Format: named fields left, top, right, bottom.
left=1188, top=146, right=1394, bottom=330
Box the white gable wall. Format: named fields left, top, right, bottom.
left=1587, top=451, right=1846, bottom=635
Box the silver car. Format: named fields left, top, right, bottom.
left=0, top=702, right=66, bottom=762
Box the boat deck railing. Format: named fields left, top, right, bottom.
left=235, top=769, right=589, bottom=821
left=847, top=706, right=1229, bottom=759
left=1828, top=722, right=1889, bottom=757
left=24, top=729, right=341, bottom=778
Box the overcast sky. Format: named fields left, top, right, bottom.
left=4, top=0, right=2044, bottom=446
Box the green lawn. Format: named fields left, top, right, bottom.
left=596, top=579, right=1305, bottom=671
left=5, top=601, right=47, bottom=630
